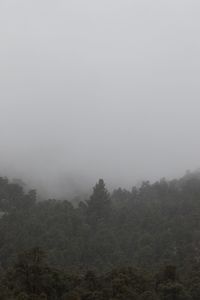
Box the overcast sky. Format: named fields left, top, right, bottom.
left=0, top=0, right=200, bottom=197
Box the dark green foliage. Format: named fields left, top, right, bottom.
left=1, top=173, right=200, bottom=271
left=0, top=250, right=198, bottom=299
left=0, top=177, right=36, bottom=211
left=87, top=179, right=111, bottom=226
left=1, top=173, right=200, bottom=297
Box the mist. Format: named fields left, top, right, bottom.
left=1, top=0, right=200, bottom=197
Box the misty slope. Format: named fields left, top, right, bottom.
left=0, top=172, right=200, bottom=273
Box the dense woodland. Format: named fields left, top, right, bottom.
left=1, top=172, right=200, bottom=299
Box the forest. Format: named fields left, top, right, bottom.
left=1, top=172, right=200, bottom=299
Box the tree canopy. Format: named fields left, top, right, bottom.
left=0, top=172, right=200, bottom=298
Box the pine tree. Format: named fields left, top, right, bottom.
left=87, top=179, right=111, bottom=226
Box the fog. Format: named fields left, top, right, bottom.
left=0, top=0, right=200, bottom=197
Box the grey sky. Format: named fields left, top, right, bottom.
left=0, top=0, right=200, bottom=196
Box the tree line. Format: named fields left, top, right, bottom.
left=1, top=172, right=200, bottom=298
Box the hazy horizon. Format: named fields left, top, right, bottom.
left=1, top=0, right=200, bottom=197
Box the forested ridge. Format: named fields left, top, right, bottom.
left=1, top=172, right=200, bottom=299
